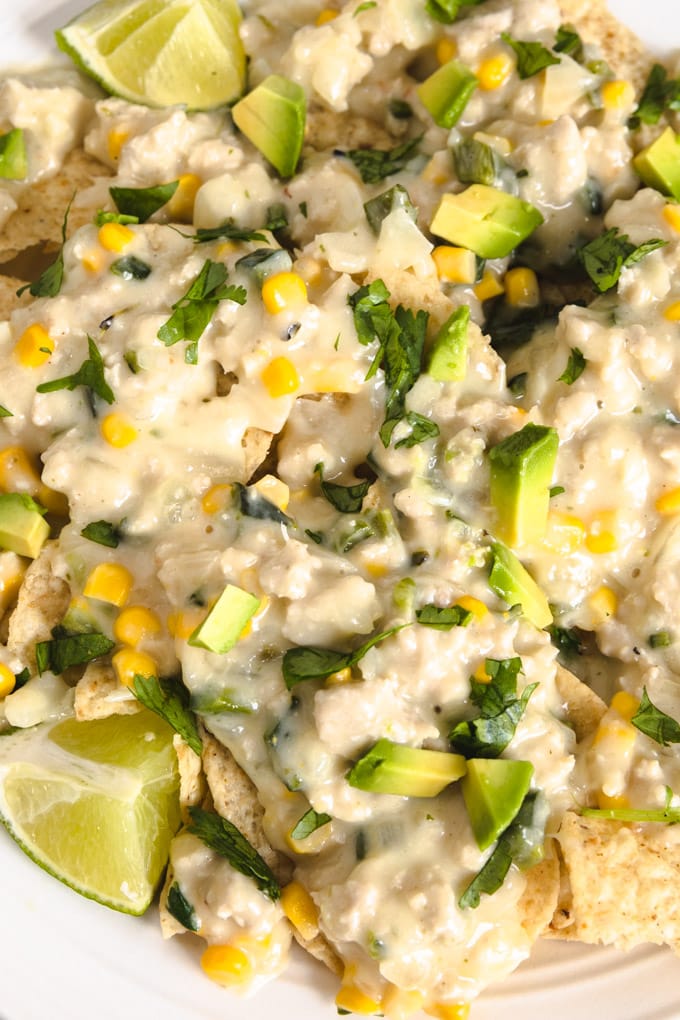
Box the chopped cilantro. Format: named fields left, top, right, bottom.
left=577, top=228, right=666, bottom=292
left=557, top=346, right=586, bottom=384
left=132, top=673, right=202, bottom=756
left=631, top=687, right=680, bottom=746
left=347, top=136, right=421, bottom=184
left=109, top=181, right=179, bottom=223
left=290, top=808, right=332, bottom=840
left=265, top=203, right=288, bottom=232
left=425, top=0, right=484, bottom=24
left=0, top=405, right=12, bottom=418
left=282, top=626, right=403, bottom=689
left=35, top=631, right=115, bottom=675
left=190, top=221, right=267, bottom=244
left=501, top=33, right=560, bottom=79
left=394, top=411, right=440, bottom=449
left=166, top=883, right=200, bottom=932
left=315, top=462, right=371, bottom=513
left=110, top=255, right=152, bottom=280
left=36, top=336, right=114, bottom=406
left=17, top=195, right=72, bottom=298
left=629, top=63, right=680, bottom=129
left=449, top=657, right=537, bottom=758
left=188, top=806, right=281, bottom=901
left=157, top=259, right=246, bottom=363
left=415, top=604, right=473, bottom=629
left=80, top=519, right=123, bottom=548
left=553, top=24, right=583, bottom=62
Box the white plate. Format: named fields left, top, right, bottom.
left=1, top=3, right=680, bottom=1019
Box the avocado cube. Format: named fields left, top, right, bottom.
left=0, top=492, right=49, bottom=558
left=488, top=423, right=559, bottom=547
left=417, top=59, right=478, bottom=129
left=462, top=757, right=534, bottom=850
left=347, top=738, right=467, bottom=797
left=430, top=185, right=543, bottom=259
left=633, top=126, right=680, bottom=201
left=188, top=584, right=261, bottom=654
left=427, top=305, right=470, bottom=382
left=488, top=540, right=552, bottom=630
left=232, top=74, right=306, bottom=178
left=0, top=128, right=27, bottom=181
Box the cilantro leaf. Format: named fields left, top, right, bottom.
left=348, top=279, right=396, bottom=349
left=379, top=305, right=429, bottom=446
left=36, top=335, right=114, bottom=405
left=132, top=673, right=202, bottom=756
left=315, top=462, right=371, bottom=513
left=347, top=136, right=421, bottom=184
left=236, top=482, right=292, bottom=525
left=629, top=63, right=680, bottom=129
left=501, top=33, right=560, bottom=79
left=17, top=195, right=72, bottom=298
left=188, top=806, right=281, bottom=900
left=415, top=604, right=472, bottom=629
left=290, top=808, right=332, bottom=840
left=109, top=181, right=179, bottom=223
left=631, top=687, right=680, bottom=746
left=157, top=259, right=246, bottom=362
left=265, top=203, right=288, bottom=232
left=557, top=346, right=586, bottom=385
left=13, top=667, right=30, bottom=689
left=449, top=657, right=537, bottom=758
left=110, top=255, right=151, bottom=280
left=0, top=405, right=12, bottom=418
left=190, top=221, right=267, bottom=244
left=166, top=883, right=200, bottom=931
left=459, top=830, right=513, bottom=909
left=35, top=631, right=115, bottom=675
left=80, top=519, right=123, bottom=548
left=577, top=228, right=666, bottom=292
left=425, top=0, right=484, bottom=24
left=394, top=411, right=440, bottom=449
left=283, top=626, right=404, bottom=689
left=553, top=24, right=583, bottom=61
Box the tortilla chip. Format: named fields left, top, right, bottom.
left=74, top=661, right=139, bottom=721
left=549, top=812, right=680, bottom=952
left=174, top=734, right=206, bottom=822
left=0, top=273, right=31, bottom=320
left=518, top=848, right=561, bottom=942
left=560, top=0, right=651, bottom=88
left=243, top=427, right=273, bottom=483
left=555, top=663, right=607, bottom=743
left=7, top=542, right=70, bottom=668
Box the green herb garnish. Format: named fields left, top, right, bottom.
left=501, top=33, right=560, bottom=79
left=553, top=24, right=583, bottom=61
left=17, top=195, right=73, bottom=298
left=283, top=626, right=403, bottom=689
left=166, top=883, right=200, bottom=931
left=415, top=604, right=473, bottom=629
left=157, top=259, right=246, bottom=363
left=132, top=673, right=202, bottom=756
left=425, top=0, right=483, bottom=24
left=449, top=657, right=537, bottom=758
left=110, top=255, right=152, bottom=280
left=80, top=519, right=123, bottom=548
left=557, top=346, right=586, bottom=385
left=315, top=462, right=371, bottom=513
left=36, top=336, right=114, bottom=405
left=188, top=806, right=281, bottom=901
left=290, top=808, right=332, bottom=840
left=0, top=405, right=12, bottom=418
left=190, top=221, right=267, bottom=244
left=109, top=181, right=179, bottom=223
left=577, top=228, right=666, bottom=292
left=631, top=687, right=680, bottom=746
left=394, top=411, right=440, bottom=449
left=347, top=136, right=421, bottom=184
left=35, top=631, right=115, bottom=675
left=629, top=64, right=680, bottom=129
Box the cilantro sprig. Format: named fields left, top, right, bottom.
left=17, top=195, right=73, bottom=298
left=36, top=336, right=114, bottom=406
left=631, top=687, right=680, bottom=746
left=166, top=883, right=200, bottom=931
left=188, top=806, right=281, bottom=901
left=132, top=673, right=202, bottom=756
left=157, top=259, right=246, bottom=363
left=36, top=630, right=115, bottom=675
left=415, top=604, right=473, bottom=629
left=629, top=63, right=680, bottom=129
left=501, top=33, right=560, bottom=79
left=449, top=657, right=537, bottom=758
left=109, top=181, right=179, bottom=223
left=282, top=626, right=403, bottom=689
left=80, top=519, right=123, bottom=548
left=577, top=228, right=666, bottom=293
left=315, top=462, right=371, bottom=514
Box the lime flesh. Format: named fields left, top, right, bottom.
left=0, top=710, right=180, bottom=914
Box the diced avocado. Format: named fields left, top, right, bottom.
left=364, top=184, right=416, bottom=235
left=488, top=540, right=552, bottom=629
left=188, top=583, right=261, bottom=654
left=427, top=305, right=470, bottom=382
left=61, top=596, right=114, bottom=637
left=461, top=757, right=534, bottom=850
left=0, top=493, right=49, bottom=559
left=488, top=423, right=559, bottom=547
left=633, top=127, right=680, bottom=201
left=0, top=128, right=27, bottom=181
left=417, top=59, right=478, bottom=129
left=231, top=74, right=306, bottom=178
left=347, top=738, right=467, bottom=797
left=430, top=185, right=543, bottom=259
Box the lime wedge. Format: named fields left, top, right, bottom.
left=56, top=0, right=246, bottom=110
left=0, top=710, right=181, bottom=914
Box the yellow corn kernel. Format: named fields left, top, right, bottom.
left=0, top=662, right=16, bottom=698
left=663, top=300, right=680, bottom=322
left=336, top=984, right=381, bottom=1016
left=655, top=486, right=680, bottom=515
left=593, top=717, right=637, bottom=752
left=316, top=7, right=338, bottom=24
left=84, top=561, right=133, bottom=607
left=544, top=511, right=586, bottom=554
left=436, top=38, right=457, bottom=65
left=166, top=173, right=202, bottom=222
left=82, top=249, right=105, bottom=273
left=473, top=661, right=491, bottom=683
left=455, top=595, right=488, bottom=619
left=261, top=356, right=300, bottom=398
left=253, top=474, right=290, bottom=511
left=588, top=585, right=617, bottom=622
left=14, top=324, right=54, bottom=368
left=112, top=647, right=158, bottom=688
left=585, top=510, right=619, bottom=554
left=476, top=51, right=514, bottom=91
left=0, top=551, right=26, bottom=617
left=432, top=245, right=477, bottom=285
left=325, top=667, right=353, bottom=687
left=474, top=271, right=504, bottom=302
left=201, top=483, right=232, bottom=515
left=98, top=222, right=135, bottom=253
left=610, top=690, right=640, bottom=722
left=0, top=446, right=41, bottom=495
left=167, top=607, right=207, bottom=640
left=261, top=271, right=307, bottom=315
left=101, top=412, right=137, bottom=448
left=504, top=267, right=540, bottom=308
left=663, top=204, right=680, bottom=232
left=597, top=790, right=631, bottom=810
left=601, top=79, right=635, bottom=111
left=216, top=240, right=238, bottom=258
left=113, top=605, right=162, bottom=646
left=107, top=127, right=129, bottom=162
left=200, top=944, right=253, bottom=988
left=425, top=1004, right=470, bottom=1020
left=281, top=881, right=320, bottom=941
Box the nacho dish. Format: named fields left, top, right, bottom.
left=2, top=0, right=680, bottom=1016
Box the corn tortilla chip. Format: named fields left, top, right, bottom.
left=7, top=542, right=70, bottom=669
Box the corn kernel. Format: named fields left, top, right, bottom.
left=14, top=324, right=54, bottom=368
left=432, top=245, right=477, bottom=285
left=200, top=944, right=253, bottom=987
left=112, top=647, right=158, bottom=688
left=261, top=356, right=300, bottom=398
left=336, top=983, right=381, bottom=1015
left=167, top=607, right=207, bottom=640
left=113, top=605, right=162, bottom=646
left=655, top=486, right=680, bottom=515
left=261, top=271, right=307, bottom=315
left=544, top=511, right=586, bottom=554
left=504, top=267, right=540, bottom=308
left=585, top=510, right=619, bottom=554
left=477, top=51, right=514, bottom=91
left=307, top=362, right=361, bottom=394
left=588, top=585, right=617, bottom=623
left=253, top=474, right=290, bottom=511
left=216, top=240, right=238, bottom=258
left=0, top=551, right=26, bottom=617
left=663, top=204, right=680, bottom=232
left=316, top=7, right=338, bottom=24
left=382, top=986, right=426, bottom=1020
left=597, top=790, right=631, bottom=810
left=664, top=300, right=680, bottom=322
left=455, top=595, right=488, bottom=619
left=98, top=222, right=135, bottom=253
left=82, top=249, right=105, bottom=274
left=281, top=882, right=320, bottom=940
left=201, top=483, right=233, bottom=514
left=436, top=38, right=457, bottom=65
left=610, top=690, right=640, bottom=722
left=473, top=661, right=491, bottom=683
left=107, top=127, right=129, bottom=162
left=474, top=271, right=504, bottom=302
left=0, top=446, right=41, bottom=495
left=101, top=413, right=137, bottom=448
left=0, top=662, right=16, bottom=698
left=601, top=79, right=635, bottom=110
left=425, top=1004, right=470, bottom=1020
left=84, top=561, right=133, bottom=607
left=167, top=173, right=201, bottom=222
left=325, top=667, right=353, bottom=687
left=593, top=716, right=637, bottom=749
